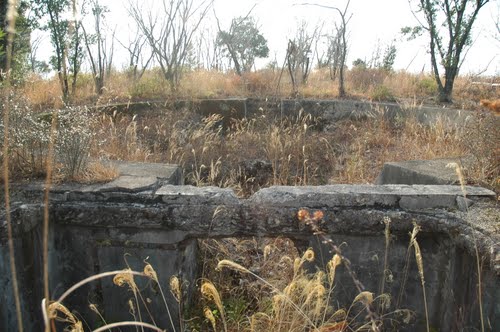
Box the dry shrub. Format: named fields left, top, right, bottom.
left=460, top=113, right=500, bottom=192
left=0, top=95, right=100, bottom=181
left=70, top=161, right=120, bottom=184
left=98, top=114, right=151, bottom=161
left=180, top=70, right=244, bottom=98
left=331, top=111, right=465, bottom=184
left=242, top=69, right=277, bottom=96
left=0, top=95, right=53, bottom=178
left=20, top=74, right=64, bottom=110
left=347, top=67, right=389, bottom=94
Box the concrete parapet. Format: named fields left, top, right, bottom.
left=1, top=182, right=498, bottom=331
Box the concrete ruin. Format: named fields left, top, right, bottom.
left=95, top=97, right=474, bottom=127
left=1, top=161, right=498, bottom=331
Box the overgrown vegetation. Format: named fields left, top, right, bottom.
left=3, top=72, right=499, bottom=194
left=1, top=1, right=498, bottom=331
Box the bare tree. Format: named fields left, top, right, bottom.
left=287, top=20, right=322, bottom=94
left=129, top=0, right=213, bottom=91
left=321, top=27, right=344, bottom=80
left=193, top=25, right=223, bottom=70
left=81, top=0, right=114, bottom=95
left=117, top=29, right=154, bottom=81
left=28, top=34, right=50, bottom=73
left=296, top=1, right=351, bottom=97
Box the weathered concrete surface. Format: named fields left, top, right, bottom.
left=250, top=184, right=494, bottom=210
left=376, top=157, right=471, bottom=185
left=1, top=183, right=498, bottom=331
left=8, top=161, right=183, bottom=202
left=99, top=161, right=183, bottom=191
left=197, top=98, right=248, bottom=128
left=93, top=98, right=475, bottom=128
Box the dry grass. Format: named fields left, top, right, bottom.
left=19, top=67, right=499, bottom=107
left=84, top=104, right=476, bottom=196
left=192, top=209, right=425, bottom=331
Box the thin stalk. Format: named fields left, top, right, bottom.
left=92, top=321, right=165, bottom=332
left=413, top=239, right=429, bottom=332
left=56, top=270, right=145, bottom=304
left=378, top=217, right=391, bottom=315
left=2, top=1, right=23, bottom=331
left=43, top=110, right=57, bottom=332
left=153, top=279, right=177, bottom=332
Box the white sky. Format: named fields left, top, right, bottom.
left=38, top=0, right=500, bottom=76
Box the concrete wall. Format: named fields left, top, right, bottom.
left=94, top=98, right=475, bottom=128
left=1, top=183, right=498, bottom=331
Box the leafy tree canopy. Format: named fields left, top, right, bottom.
left=217, top=16, right=269, bottom=75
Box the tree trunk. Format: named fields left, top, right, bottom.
left=438, top=67, right=457, bottom=103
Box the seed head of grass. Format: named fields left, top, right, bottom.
left=383, top=217, right=391, bottom=240
left=89, top=303, right=99, bottom=315
left=327, top=254, right=342, bottom=284
left=216, top=259, right=250, bottom=274
left=263, top=245, right=272, bottom=260
left=409, top=222, right=421, bottom=245
left=293, top=257, right=303, bottom=275
left=204, top=307, right=217, bottom=332
left=446, top=162, right=467, bottom=196
left=169, top=276, right=181, bottom=302
left=272, top=294, right=285, bottom=316
left=47, top=301, right=83, bottom=331
left=128, top=299, right=136, bottom=317
left=414, top=241, right=425, bottom=282
left=201, top=281, right=224, bottom=315
left=332, top=308, right=347, bottom=320
left=302, top=248, right=315, bottom=262
left=143, top=263, right=158, bottom=283
left=283, top=281, right=298, bottom=297
left=279, top=255, right=294, bottom=266
left=113, top=269, right=138, bottom=292
left=304, top=283, right=326, bottom=306
left=353, top=291, right=374, bottom=305
left=377, top=293, right=391, bottom=311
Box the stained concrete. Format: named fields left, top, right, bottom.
left=1, top=178, right=498, bottom=331
left=93, top=98, right=475, bottom=128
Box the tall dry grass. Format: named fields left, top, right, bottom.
left=19, top=66, right=499, bottom=108
left=87, top=104, right=474, bottom=197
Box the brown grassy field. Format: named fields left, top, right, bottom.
left=8, top=67, right=500, bottom=194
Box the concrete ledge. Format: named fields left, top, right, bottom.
left=249, top=185, right=495, bottom=210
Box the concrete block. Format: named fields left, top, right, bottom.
left=92, top=161, right=183, bottom=193
left=376, top=158, right=469, bottom=185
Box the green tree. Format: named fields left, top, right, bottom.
left=0, top=0, right=33, bottom=83
left=382, top=43, right=397, bottom=71
left=34, top=0, right=85, bottom=102
left=216, top=16, right=269, bottom=76
left=352, top=58, right=367, bottom=69
left=404, top=0, right=490, bottom=103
